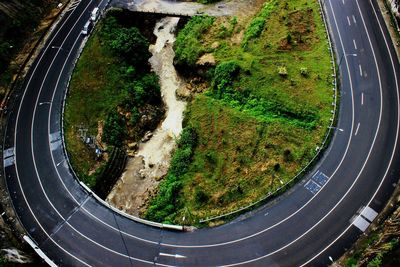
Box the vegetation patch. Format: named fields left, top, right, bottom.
left=64, top=10, right=163, bottom=189
left=146, top=0, right=333, bottom=226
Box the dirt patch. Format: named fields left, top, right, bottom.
left=279, top=8, right=316, bottom=51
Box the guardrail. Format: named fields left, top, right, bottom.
left=23, top=235, right=57, bottom=267
left=199, top=0, right=339, bottom=224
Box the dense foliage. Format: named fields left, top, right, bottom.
left=147, top=0, right=334, bottom=225
left=65, top=11, right=162, bottom=187
left=174, top=15, right=215, bottom=68
left=145, top=126, right=198, bottom=223
left=0, top=0, right=55, bottom=98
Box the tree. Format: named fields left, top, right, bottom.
left=108, top=27, right=150, bottom=65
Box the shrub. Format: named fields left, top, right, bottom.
left=212, top=61, right=241, bottom=97
left=278, top=66, right=288, bottom=77
left=242, top=0, right=277, bottom=48
left=103, top=110, right=126, bottom=147
left=174, top=16, right=215, bottom=68
left=300, top=67, right=309, bottom=77
left=145, top=126, right=198, bottom=223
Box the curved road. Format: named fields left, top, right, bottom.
left=2, top=0, right=400, bottom=266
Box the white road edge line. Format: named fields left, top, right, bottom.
left=300, top=0, right=400, bottom=265
left=12, top=1, right=94, bottom=266
left=161, top=0, right=357, bottom=251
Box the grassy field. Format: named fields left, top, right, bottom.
left=146, top=0, right=334, bottom=226
left=64, top=11, right=163, bottom=188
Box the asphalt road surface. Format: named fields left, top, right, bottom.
left=2, top=0, right=400, bottom=266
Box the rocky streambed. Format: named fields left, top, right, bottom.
left=106, top=17, right=186, bottom=216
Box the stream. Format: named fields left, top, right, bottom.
left=107, top=17, right=186, bottom=215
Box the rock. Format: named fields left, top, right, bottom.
left=128, top=142, right=138, bottom=150
left=176, top=86, right=192, bottom=101
left=141, top=131, right=153, bottom=142
left=211, top=41, right=220, bottom=49
left=196, top=53, right=216, bottom=66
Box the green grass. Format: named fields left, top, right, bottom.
left=64, top=12, right=162, bottom=188
left=147, top=0, right=333, bottom=226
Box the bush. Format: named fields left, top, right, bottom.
left=278, top=66, right=288, bottom=77
left=212, top=61, right=241, bottom=97
left=103, top=110, right=126, bottom=147
left=242, top=0, right=277, bottom=48
left=300, top=67, right=309, bottom=77
left=145, top=126, right=198, bottom=223
left=174, top=16, right=215, bottom=68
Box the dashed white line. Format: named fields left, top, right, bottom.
left=354, top=123, right=360, bottom=136
left=353, top=39, right=358, bottom=50
left=361, top=92, right=364, bottom=106
left=359, top=64, right=363, bottom=76
left=352, top=15, right=357, bottom=24
left=347, top=16, right=351, bottom=26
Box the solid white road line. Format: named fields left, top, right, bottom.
left=162, top=0, right=357, bottom=252
left=300, top=0, right=400, bottom=264
left=12, top=2, right=94, bottom=266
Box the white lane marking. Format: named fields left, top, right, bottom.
left=352, top=14, right=357, bottom=24
left=352, top=215, right=370, bottom=231
left=361, top=92, right=364, bottom=105
left=4, top=157, right=15, bottom=168
left=347, top=16, right=351, bottom=26
left=162, top=0, right=358, bottom=251
left=66, top=0, right=81, bottom=12
left=3, top=147, right=15, bottom=158
left=353, top=39, right=358, bottom=50
left=222, top=0, right=388, bottom=263
left=300, top=0, right=400, bottom=264
left=342, top=0, right=345, bottom=5
left=11, top=1, right=94, bottom=266
left=354, top=122, right=360, bottom=136
left=360, top=206, right=378, bottom=222
left=359, top=64, right=363, bottom=76
left=159, top=253, right=186, bottom=259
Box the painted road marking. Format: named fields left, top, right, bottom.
left=360, top=206, right=378, bottom=222
left=313, top=171, right=330, bottom=186
left=159, top=253, right=186, bottom=259
left=352, top=15, right=357, bottom=24
left=66, top=0, right=81, bottom=12
left=49, top=132, right=62, bottom=151
left=353, top=39, right=357, bottom=50
left=304, top=180, right=322, bottom=195
left=352, top=215, right=370, bottom=232
left=4, top=147, right=14, bottom=158
left=355, top=122, right=360, bottom=136
left=361, top=92, right=364, bottom=106
left=49, top=131, right=61, bottom=143
left=359, top=64, right=363, bottom=77
left=4, top=156, right=15, bottom=168
left=347, top=16, right=351, bottom=26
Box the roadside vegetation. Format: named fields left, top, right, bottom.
left=64, top=10, right=163, bottom=188
left=0, top=0, right=59, bottom=102
left=343, top=192, right=400, bottom=267
left=146, top=0, right=333, bottom=225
